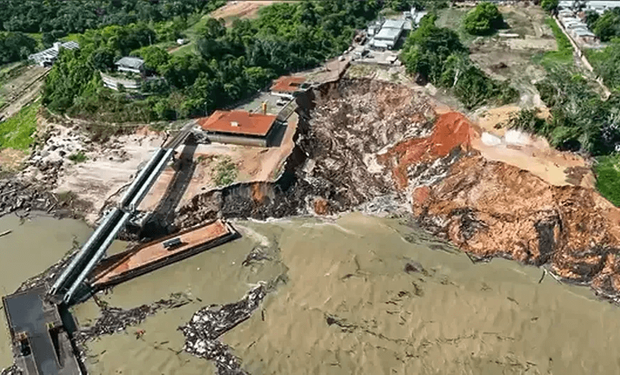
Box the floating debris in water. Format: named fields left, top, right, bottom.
left=0, top=364, right=22, bottom=375
left=179, top=284, right=266, bottom=375
left=77, top=293, right=192, bottom=343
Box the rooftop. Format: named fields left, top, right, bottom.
left=62, top=41, right=79, bottom=50
left=382, top=19, right=406, bottom=29
left=199, top=110, right=277, bottom=137
left=375, top=27, right=402, bottom=41
left=28, top=41, right=80, bottom=61
left=371, top=39, right=392, bottom=49
left=115, top=56, right=145, bottom=70
left=270, top=76, right=307, bottom=93
left=574, top=28, right=596, bottom=37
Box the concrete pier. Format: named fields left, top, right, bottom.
left=2, top=287, right=81, bottom=375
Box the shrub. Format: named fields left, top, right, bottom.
left=541, top=0, right=559, bottom=12
left=596, top=154, right=620, bottom=206
left=68, top=151, right=88, bottom=163
left=463, top=2, right=505, bottom=35
left=213, top=157, right=238, bottom=186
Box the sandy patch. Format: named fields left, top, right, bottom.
left=210, top=1, right=284, bottom=24
left=49, top=127, right=167, bottom=222
left=470, top=127, right=594, bottom=188
left=0, top=148, right=28, bottom=171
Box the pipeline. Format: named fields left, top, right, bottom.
left=49, top=208, right=122, bottom=296
left=63, top=211, right=132, bottom=303
left=51, top=125, right=191, bottom=303
left=128, top=148, right=175, bottom=212
left=120, top=148, right=165, bottom=208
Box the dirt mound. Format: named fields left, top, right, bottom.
left=388, top=119, right=620, bottom=297
left=413, top=155, right=620, bottom=268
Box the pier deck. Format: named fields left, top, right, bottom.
left=91, top=220, right=237, bottom=288
left=2, top=286, right=80, bottom=375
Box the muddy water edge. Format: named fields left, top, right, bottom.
left=0, top=213, right=127, bottom=372
left=0, top=214, right=91, bottom=369
left=34, top=213, right=620, bottom=375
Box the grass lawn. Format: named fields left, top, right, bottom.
left=435, top=7, right=479, bottom=45
left=0, top=100, right=40, bottom=150
left=62, top=33, right=82, bottom=43
left=170, top=43, right=196, bottom=56
left=596, top=154, right=620, bottom=207
left=535, top=17, right=573, bottom=68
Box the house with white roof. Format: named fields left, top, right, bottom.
left=28, top=41, right=79, bottom=67
left=115, top=57, right=145, bottom=75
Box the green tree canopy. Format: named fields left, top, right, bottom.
left=0, top=32, right=37, bottom=64
left=463, top=2, right=505, bottom=36
left=592, top=9, right=620, bottom=42
left=540, top=0, right=559, bottom=12
left=400, top=13, right=517, bottom=109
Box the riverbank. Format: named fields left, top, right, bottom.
left=2, top=76, right=620, bottom=374
left=3, top=77, right=619, bottom=301
left=56, top=214, right=620, bottom=374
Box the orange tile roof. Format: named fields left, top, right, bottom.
left=270, top=76, right=307, bottom=93
left=198, top=110, right=277, bottom=137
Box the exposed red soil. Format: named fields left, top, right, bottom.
left=382, top=112, right=620, bottom=297
left=313, top=197, right=330, bottom=215
left=379, top=112, right=474, bottom=189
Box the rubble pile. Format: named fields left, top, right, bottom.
left=0, top=179, right=62, bottom=218
left=176, top=79, right=620, bottom=301
left=175, top=79, right=434, bottom=227
left=299, top=79, right=434, bottom=207
left=381, top=113, right=620, bottom=300
left=76, top=293, right=192, bottom=343
left=0, top=365, right=22, bottom=375
left=179, top=284, right=266, bottom=375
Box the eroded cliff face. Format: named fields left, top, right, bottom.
left=379, top=110, right=620, bottom=298
left=175, top=78, right=620, bottom=300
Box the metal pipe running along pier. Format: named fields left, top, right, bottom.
left=50, top=127, right=191, bottom=304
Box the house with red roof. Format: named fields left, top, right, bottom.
left=198, top=110, right=279, bottom=147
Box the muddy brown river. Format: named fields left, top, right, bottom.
left=2, top=213, right=620, bottom=374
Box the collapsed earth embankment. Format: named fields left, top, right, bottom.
left=175, top=78, right=620, bottom=300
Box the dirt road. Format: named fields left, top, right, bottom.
left=0, top=66, right=48, bottom=121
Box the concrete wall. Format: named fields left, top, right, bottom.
left=100, top=72, right=142, bottom=91
left=206, top=133, right=269, bottom=147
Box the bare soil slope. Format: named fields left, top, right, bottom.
left=177, top=78, right=620, bottom=300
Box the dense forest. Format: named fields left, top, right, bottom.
left=0, top=0, right=224, bottom=35
left=400, top=12, right=517, bottom=109
left=0, top=32, right=37, bottom=65
left=43, top=0, right=383, bottom=122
